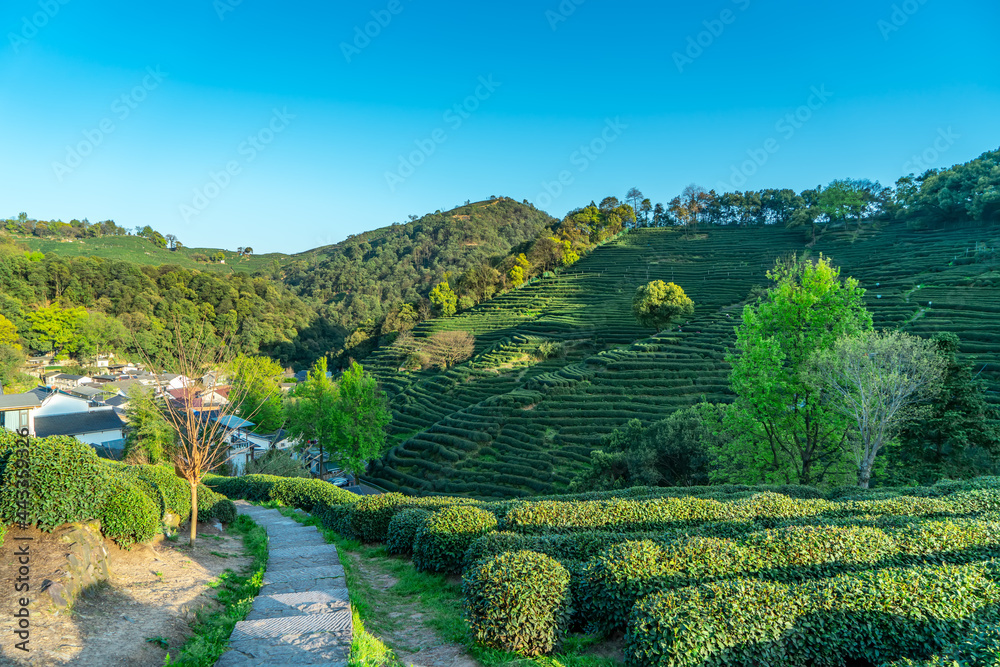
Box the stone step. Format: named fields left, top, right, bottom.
left=233, top=612, right=352, bottom=641
left=260, top=576, right=346, bottom=595
left=217, top=631, right=350, bottom=665
left=268, top=544, right=340, bottom=560
left=263, top=565, right=345, bottom=585
left=245, top=588, right=350, bottom=621
left=266, top=532, right=329, bottom=548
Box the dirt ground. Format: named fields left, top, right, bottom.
left=355, top=559, right=479, bottom=667
left=0, top=522, right=249, bottom=666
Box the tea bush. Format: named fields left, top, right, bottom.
left=463, top=550, right=572, bottom=656
left=386, top=509, right=431, bottom=556
left=413, top=506, right=498, bottom=573
left=100, top=475, right=160, bottom=548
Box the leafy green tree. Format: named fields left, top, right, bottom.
left=897, top=333, right=1000, bottom=482
left=230, top=355, right=286, bottom=433
left=810, top=330, right=946, bottom=487
left=0, top=344, right=27, bottom=389
left=0, top=314, right=20, bottom=349
left=572, top=403, right=721, bottom=490
left=725, top=255, right=872, bottom=486
left=429, top=281, right=458, bottom=317
left=25, top=304, right=88, bottom=356
left=632, top=281, right=694, bottom=332
left=332, top=362, right=391, bottom=477
left=122, top=387, right=174, bottom=464
left=286, top=357, right=340, bottom=480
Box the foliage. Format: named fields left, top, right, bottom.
left=724, top=255, right=872, bottom=486
left=573, top=403, right=721, bottom=491
left=463, top=550, right=572, bottom=657
left=385, top=508, right=431, bottom=556
left=413, top=505, right=498, bottom=573
left=120, top=463, right=192, bottom=520
left=99, top=474, right=160, bottom=547
left=244, top=448, right=311, bottom=478
left=631, top=280, right=694, bottom=332
left=430, top=281, right=458, bottom=318
left=810, top=330, right=946, bottom=487
left=286, top=356, right=339, bottom=479
left=123, top=386, right=174, bottom=464
left=898, top=333, right=1000, bottom=483
left=229, top=355, right=286, bottom=433
left=624, top=562, right=1000, bottom=667
left=332, top=362, right=392, bottom=476
left=205, top=473, right=357, bottom=510
left=0, top=313, right=20, bottom=349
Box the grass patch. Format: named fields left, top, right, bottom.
left=163, top=514, right=267, bottom=666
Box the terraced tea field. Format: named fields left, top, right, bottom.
left=365, top=222, right=1000, bottom=498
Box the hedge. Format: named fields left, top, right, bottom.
left=581, top=520, right=1000, bottom=632
left=197, top=484, right=237, bottom=523
left=205, top=474, right=357, bottom=511
left=314, top=502, right=355, bottom=538
left=626, top=562, right=1000, bottom=666
left=122, top=464, right=192, bottom=520
left=883, top=624, right=1000, bottom=666
left=0, top=435, right=108, bottom=530
left=386, top=509, right=431, bottom=556
left=100, top=475, right=161, bottom=548
left=350, top=492, right=478, bottom=543
left=463, top=551, right=572, bottom=656
left=413, top=506, right=498, bottom=573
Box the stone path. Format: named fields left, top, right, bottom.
left=215, top=502, right=352, bottom=667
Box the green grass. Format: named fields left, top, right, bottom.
left=162, top=515, right=268, bottom=666
left=273, top=505, right=622, bottom=667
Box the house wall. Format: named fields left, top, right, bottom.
left=34, top=394, right=91, bottom=417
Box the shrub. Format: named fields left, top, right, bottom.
left=386, top=509, right=431, bottom=556
left=625, top=563, right=1000, bottom=667
left=196, top=484, right=237, bottom=523
left=351, top=493, right=408, bottom=542
left=212, top=498, right=238, bottom=524
left=463, top=551, right=572, bottom=656
left=314, top=501, right=356, bottom=538
left=122, top=464, right=192, bottom=520
left=0, top=436, right=108, bottom=529
left=413, top=506, right=498, bottom=573
left=270, top=477, right=355, bottom=511
left=100, top=476, right=160, bottom=548
left=884, top=624, right=1000, bottom=666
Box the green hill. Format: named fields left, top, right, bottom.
left=362, top=221, right=1000, bottom=498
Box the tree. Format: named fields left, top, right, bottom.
left=625, top=188, right=645, bottom=226
left=245, top=449, right=310, bottom=478
left=429, top=281, right=458, bottom=317
left=726, top=255, right=872, bottom=486
left=668, top=184, right=711, bottom=236
left=286, top=357, right=339, bottom=482
left=0, top=344, right=27, bottom=389
left=632, top=281, right=694, bottom=332
left=0, top=314, right=21, bottom=350
left=897, top=333, right=1000, bottom=482
left=427, top=330, right=475, bottom=369
left=165, top=234, right=178, bottom=250
left=122, top=386, right=174, bottom=464
left=332, top=362, right=391, bottom=477
left=25, top=304, right=88, bottom=356
left=811, top=330, right=945, bottom=487
left=230, top=355, right=286, bottom=433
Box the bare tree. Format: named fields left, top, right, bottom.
left=427, top=330, right=475, bottom=369
left=810, top=330, right=945, bottom=488
left=132, top=320, right=278, bottom=547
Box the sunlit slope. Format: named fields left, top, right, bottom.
left=365, top=223, right=1000, bottom=498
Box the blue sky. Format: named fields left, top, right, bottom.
left=1, top=0, right=998, bottom=254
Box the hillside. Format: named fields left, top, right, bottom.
left=361, top=221, right=1000, bottom=498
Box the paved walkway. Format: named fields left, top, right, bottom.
left=215, top=502, right=352, bottom=667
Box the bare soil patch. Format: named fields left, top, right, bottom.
left=0, top=522, right=248, bottom=666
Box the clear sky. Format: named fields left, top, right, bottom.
left=1, top=0, right=998, bottom=254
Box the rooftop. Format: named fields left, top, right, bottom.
left=34, top=410, right=125, bottom=438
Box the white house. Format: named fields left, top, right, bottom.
left=0, top=386, right=125, bottom=456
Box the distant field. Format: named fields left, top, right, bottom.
left=13, top=234, right=290, bottom=275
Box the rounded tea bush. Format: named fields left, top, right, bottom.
left=351, top=493, right=408, bottom=542
left=386, top=509, right=431, bottom=556
left=100, top=476, right=160, bottom=548
left=463, top=550, right=572, bottom=656
left=413, top=506, right=498, bottom=573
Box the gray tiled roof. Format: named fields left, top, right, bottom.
left=34, top=410, right=125, bottom=438
left=0, top=393, right=43, bottom=410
